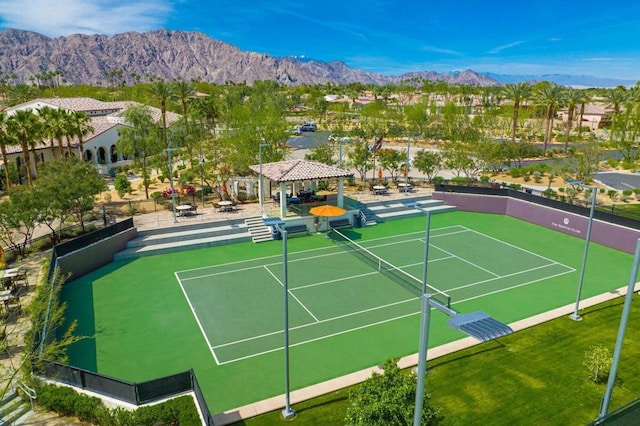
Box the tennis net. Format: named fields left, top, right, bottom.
left=331, top=229, right=451, bottom=307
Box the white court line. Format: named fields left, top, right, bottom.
left=174, top=272, right=221, bottom=365
left=429, top=242, right=501, bottom=278
left=213, top=296, right=417, bottom=349
left=264, top=265, right=320, bottom=323
left=216, top=311, right=420, bottom=365
left=176, top=225, right=467, bottom=281
left=460, top=225, right=569, bottom=266
left=215, top=264, right=575, bottom=365
left=446, top=262, right=575, bottom=293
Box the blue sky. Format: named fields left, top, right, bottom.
left=1, top=0, right=640, bottom=81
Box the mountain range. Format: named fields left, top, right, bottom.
left=0, top=29, right=635, bottom=88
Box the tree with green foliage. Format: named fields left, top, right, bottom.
left=0, top=111, right=14, bottom=189
left=0, top=185, right=40, bottom=258
left=36, top=157, right=106, bottom=232
left=345, top=358, right=441, bottom=426
left=413, top=149, right=442, bottom=183
left=305, top=143, right=335, bottom=166
left=117, top=105, right=162, bottom=199
left=502, top=82, right=531, bottom=144
left=7, top=109, right=41, bottom=185
left=113, top=174, right=132, bottom=199
left=347, top=140, right=373, bottom=187
left=584, top=345, right=613, bottom=384
left=535, top=82, right=566, bottom=156
left=376, top=148, right=407, bottom=182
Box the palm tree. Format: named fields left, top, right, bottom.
left=577, top=91, right=593, bottom=138
left=604, top=87, right=629, bottom=142
left=7, top=109, right=40, bottom=185
left=0, top=111, right=13, bottom=189
left=535, top=82, right=566, bottom=156
left=563, top=89, right=585, bottom=152
left=148, top=80, right=175, bottom=150
left=502, top=82, right=531, bottom=144
left=37, top=106, right=60, bottom=160
left=69, top=111, right=94, bottom=159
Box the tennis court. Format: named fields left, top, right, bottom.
left=177, top=225, right=574, bottom=365
left=62, top=211, right=634, bottom=413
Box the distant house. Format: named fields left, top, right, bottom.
left=557, top=102, right=609, bottom=131
left=3, top=97, right=181, bottom=178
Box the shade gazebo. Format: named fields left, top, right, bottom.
left=249, top=159, right=354, bottom=219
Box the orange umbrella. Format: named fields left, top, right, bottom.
left=309, top=205, right=347, bottom=217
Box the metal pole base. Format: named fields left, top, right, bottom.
left=281, top=407, right=296, bottom=420
left=569, top=313, right=583, bottom=321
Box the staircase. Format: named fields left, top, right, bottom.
left=0, top=373, right=37, bottom=426
left=114, top=216, right=258, bottom=259
left=349, top=193, right=457, bottom=225
left=246, top=217, right=273, bottom=243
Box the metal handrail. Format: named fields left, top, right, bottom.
left=8, top=367, right=37, bottom=409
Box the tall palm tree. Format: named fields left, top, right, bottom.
left=604, top=87, right=629, bottom=142
left=69, top=111, right=94, bottom=159
left=502, top=82, right=531, bottom=143
left=148, top=80, right=175, bottom=150
left=173, top=80, right=194, bottom=117
left=7, top=109, right=40, bottom=185
left=0, top=111, right=13, bottom=189
left=563, top=89, right=586, bottom=152
left=535, top=82, right=566, bottom=156
left=577, top=91, right=593, bottom=138
left=37, top=105, right=60, bottom=160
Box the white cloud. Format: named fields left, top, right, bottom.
left=0, top=0, right=173, bottom=36
left=487, top=41, right=525, bottom=54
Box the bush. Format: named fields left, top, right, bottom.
left=450, top=176, right=469, bottom=185
left=621, top=160, right=636, bottom=170
left=35, top=383, right=199, bottom=425
left=113, top=174, right=132, bottom=199
left=509, top=168, right=523, bottom=178
left=606, top=158, right=620, bottom=168
left=584, top=345, right=612, bottom=384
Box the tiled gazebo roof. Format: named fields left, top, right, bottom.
left=249, top=159, right=353, bottom=183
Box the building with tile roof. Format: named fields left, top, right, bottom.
left=2, top=97, right=181, bottom=179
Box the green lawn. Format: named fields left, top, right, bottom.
left=239, top=295, right=640, bottom=425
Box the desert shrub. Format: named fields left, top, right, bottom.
left=113, top=174, right=132, bottom=198
left=450, top=176, right=469, bottom=185
left=509, top=168, right=523, bottom=178
left=523, top=175, right=531, bottom=182
left=623, top=189, right=633, bottom=197
left=621, top=160, right=636, bottom=170
left=607, top=190, right=619, bottom=201
left=584, top=345, right=612, bottom=384
left=606, top=158, right=620, bottom=168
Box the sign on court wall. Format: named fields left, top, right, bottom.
left=433, top=191, right=640, bottom=254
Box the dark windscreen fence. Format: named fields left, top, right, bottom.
left=331, top=229, right=451, bottom=307
left=436, top=184, right=640, bottom=231
left=192, top=370, right=216, bottom=425
left=42, top=360, right=83, bottom=387
left=54, top=218, right=134, bottom=257
left=136, top=371, right=192, bottom=404
left=82, top=370, right=137, bottom=404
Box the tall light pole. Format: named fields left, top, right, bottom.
left=258, top=142, right=269, bottom=213
left=404, top=202, right=513, bottom=426
left=199, top=150, right=206, bottom=207
left=566, top=180, right=597, bottom=321
left=597, top=238, right=640, bottom=420
left=167, top=148, right=177, bottom=223
left=405, top=136, right=411, bottom=193
left=263, top=218, right=296, bottom=420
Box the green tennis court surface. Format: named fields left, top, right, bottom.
left=178, top=225, right=574, bottom=365
left=62, top=211, right=633, bottom=413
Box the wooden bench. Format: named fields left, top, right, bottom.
left=329, top=219, right=351, bottom=229
left=285, top=224, right=309, bottom=236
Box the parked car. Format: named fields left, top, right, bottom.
left=299, top=123, right=317, bottom=132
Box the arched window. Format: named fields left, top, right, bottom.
left=110, top=145, right=118, bottom=163
left=97, top=147, right=106, bottom=164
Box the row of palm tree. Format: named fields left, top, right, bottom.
left=0, top=107, right=93, bottom=187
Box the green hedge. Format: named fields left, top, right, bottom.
left=35, top=383, right=200, bottom=425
